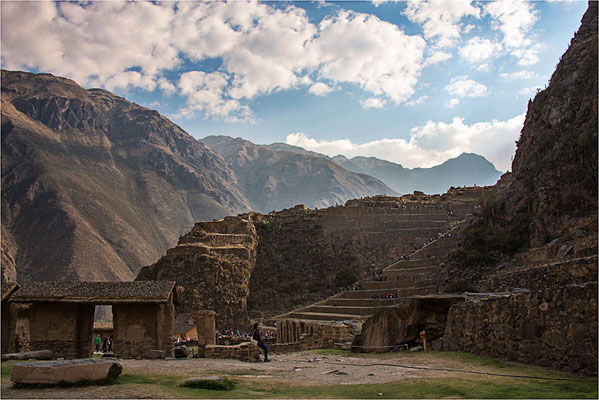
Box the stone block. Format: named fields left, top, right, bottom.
left=557, top=245, right=574, bottom=259
left=11, top=358, right=122, bottom=385
left=1, top=350, right=53, bottom=362
left=174, top=346, right=189, bottom=358
left=147, top=350, right=166, bottom=360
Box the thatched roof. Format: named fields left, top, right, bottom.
left=174, top=313, right=195, bottom=334
left=10, top=281, right=179, bottom=304
left=1, top=282, right=20, bottom=302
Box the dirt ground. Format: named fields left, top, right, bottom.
left=1, top=352, right=472, bottom=398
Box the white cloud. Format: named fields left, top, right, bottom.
left=500, top=70, right=537, bottom=80
left=405, top=95, right=429, bottom=106
left=424, top=51, right=453, bottom=67
left=308, top=82, right=334, bottom=96
left=446, top=98, right=460, bottom=108
left=286, top=114, right=524, bottom=172
left=1, top=1, right=428, bottom=122
left=476, top=63, right=491, bottom=72
left=403, top=0, right=481, bottom=48
left=485, top=0, right=540, bottom=65
left=360, top=97, right=386, bottom=109
left=445, top=76, right=489, bottom=98
left=313, top=10, right=426, bottom=103
left=459, top=37, right=502, bottom=63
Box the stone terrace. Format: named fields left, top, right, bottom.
left=275, top=226, right=462, bottom=329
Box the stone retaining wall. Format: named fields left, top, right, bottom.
left=443, top=281, right=598, bottom=376
left=481, top=256, right=598, bottom=292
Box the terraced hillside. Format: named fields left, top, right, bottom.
left=274, top=221, right=464, bottom=325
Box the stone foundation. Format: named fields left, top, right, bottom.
left=443, top=282, right=598, bottom=376
left=275, top=320, right=354, bottom=352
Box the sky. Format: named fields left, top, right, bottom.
left=0, top=0, right=588, bottom=172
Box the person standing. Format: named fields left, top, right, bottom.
left=102, top=336, right=108, bottom=353
left=94, top=335, right=101, bottom=352
left=108, top=335, right=114, bottom=352
left=252, top=323, right=270, bottom=362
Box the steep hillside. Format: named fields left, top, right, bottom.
left=1, top=70, right=250, bottom=283
left=201, top=135, right=395, bottom=211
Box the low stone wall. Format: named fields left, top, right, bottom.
left=443, top=281, right=598, bottom=376
left=204, top=342, right=261, bottom=362
left=481, top=256, right=598, bottom=292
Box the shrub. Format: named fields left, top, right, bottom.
left=181, top=377, right=235, bottom=390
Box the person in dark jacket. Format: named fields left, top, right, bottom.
left=252, top=322, right=269, bottom=362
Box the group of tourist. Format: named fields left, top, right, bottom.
left=216, top=328, right=276, bottom=340
left=372, top=292, right=399, bottom=299
left=372, top=268, right=387, bottom=281
left=93, top=334, right=113, bottom=353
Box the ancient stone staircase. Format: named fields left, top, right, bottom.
left=275, top=227, right=461, bottom=324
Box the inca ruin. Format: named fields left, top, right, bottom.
left=1, top=0, right=597, bottom=398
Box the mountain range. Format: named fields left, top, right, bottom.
left=257, top=141, right=501, bottom=195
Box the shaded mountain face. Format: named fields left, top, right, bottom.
left=1, top=70, right=250, bottom=283
left=200, top=135, right=396, bottom=211
left=506, top=1, right=597, bottom=246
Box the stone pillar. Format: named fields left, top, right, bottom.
left=76, top=304, right=94, bottom=358
left=193, top=310, right=216, bottom=346
left=162, top=301, right=175, bottom=356
left=1, top=301, right=17, bottom=353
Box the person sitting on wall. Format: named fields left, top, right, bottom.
left=94, top=334, right=101, bottom=352
left=252, top=323, right=270, bottom=362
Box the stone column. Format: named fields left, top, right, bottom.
left=1, top=301, right=17, bottom=354
left=193, top=310, right=216, bottom=346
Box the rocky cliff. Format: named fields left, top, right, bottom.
left=1, top=70, right=249, bottom=282
left=507, top=1, right=597, bottom=246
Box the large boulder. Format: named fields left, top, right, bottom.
left=10, top=358, right=122, bottom=385
left=1, top=350, right=53, bottom=362
left=352, top=294, right=463, bottom=352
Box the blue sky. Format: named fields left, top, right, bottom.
left=1, top=0, right=588, bottom=171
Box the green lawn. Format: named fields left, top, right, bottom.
left=2, top=351, right=597, bottom=399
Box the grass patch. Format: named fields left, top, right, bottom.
left=181, top=377, right=235, bottom=390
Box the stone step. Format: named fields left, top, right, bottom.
left=337, top=285, right=437, bottom=299
left=359, top=277, right=438, bottom=290
left=386, top=257, right=441, bottom=270
left=299, top=305, right=383, bottom=316
left=282, top=311, right=367, bottom=322
left=320, top=298, right=405, bottom=307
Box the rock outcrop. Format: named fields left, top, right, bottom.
left=351, top=294, right=463, bottom=352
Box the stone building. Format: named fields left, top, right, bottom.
left=10, top=281, right=179, bottom=359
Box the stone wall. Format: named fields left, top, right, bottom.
left=28, top=303, right=94, bottom=359
left=204, top=342, right=261, bottom=362
left=443, top=282, right=598, bottom=376
left=113, top=302, right=174, bottom=358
